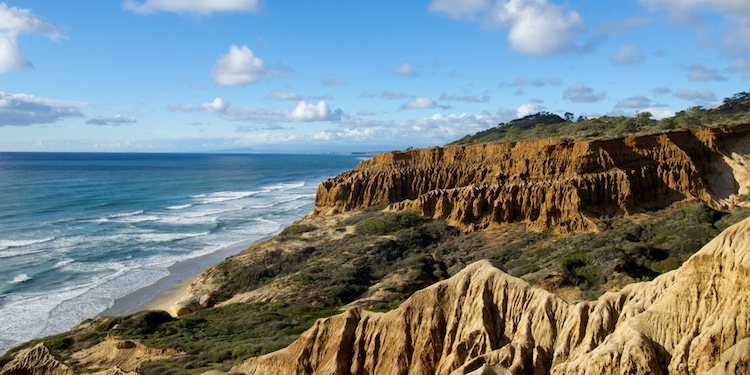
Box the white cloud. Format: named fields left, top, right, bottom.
left=428, top=0, right=491, bottom=19
left=563, top=83, right=606, bottom=103
left=610, top=44, right=645, bottom=65
left=675, top=88, right=716, bottom=101
left=265, top=91, right=303, bottom=101
left=211, top=45, right=273, bottom=86
left=403, top=97, right=437, bottom=109
left=485, top=0, right=586, bottom=55
left=289, top=100, right=342, bottom=122
left=86, top=114, right=137, bottom=125
left=392, top=63, right=419, bottom=77
left=0, top=3, right=63, bottom=73
left=123, top=0, right=260, bottom=15
left=0, top=91, right=84, bottom=126
left=686, top=64, right=727, bottom=81
left=615, top=95, right=653, bottom=108
left=200, top=97, right=230, bottom=112
left=640, top=108, right=676, bottom=120
left=516, top=103, right=540, bottom=117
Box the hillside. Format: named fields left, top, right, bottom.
left=451, top=92, right=750, bottom=145
left=3, top=120, right=750, bottom=374
left=228, top=215, right=750, bottom=374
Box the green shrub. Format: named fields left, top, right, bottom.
left=45, top=336, right=74, bottom=351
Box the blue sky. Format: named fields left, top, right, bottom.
left=1, top=0, right=749, bottom=152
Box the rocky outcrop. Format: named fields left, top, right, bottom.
left=226, top=216, right=750, bottom=375
left=0, top=337, right=180, bottom=375
left=0, top=343, right=74, bottom=375
left=316, top=124, right=750, bottom=231
left=70, top=336, right=181, bottom=373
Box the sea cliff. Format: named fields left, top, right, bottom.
left=316, top=124, right=750, bottom=231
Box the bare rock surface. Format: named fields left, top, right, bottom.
left=69, top=336, right=181, bottom=373
left=316, top=125, right=750, bottom=232
left=226, top=216, right=750, bottom=375
left=0, top=343, right=75, bottom=375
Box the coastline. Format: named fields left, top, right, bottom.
left=100, top=236, right=271, bottom=317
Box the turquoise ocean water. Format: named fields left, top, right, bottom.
left=0, top=152, right=362, bottom=355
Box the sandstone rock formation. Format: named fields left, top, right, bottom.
left=0, top=337, right=180, bottom=375
left=0, top=343, right=75, bottom=375
left=316, top=124, right=750, bottom=231
left=69, top=336, right=181, bottom=373
left=227, top=216, right=750, bottom=375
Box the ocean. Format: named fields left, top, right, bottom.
left=0, top=152, right=363, bottom=355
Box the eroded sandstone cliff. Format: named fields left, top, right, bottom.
left=316, top=124, right=750, bottom=231
left=228, top=215, right=750, bottom=375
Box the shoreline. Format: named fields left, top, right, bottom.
left=100, top=236, right=271, bottom=317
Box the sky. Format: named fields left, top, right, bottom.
left=0, top=0, right=749, bottom=153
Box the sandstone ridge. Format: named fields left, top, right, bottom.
left=227, top=215, right=750, bottom=375
left=316, top=124, right=750, bottom=231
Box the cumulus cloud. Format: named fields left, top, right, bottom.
left=675, top=88, right=716, bottom=102
left=615, top=95, right=653, bottom=108
left=563, top=83, right=606, bottom=103
left=0, top=91, right=84, bottom=126
left=506, top=75, right=562, bottom=87
left=289, top=100, right=342, bottom=122
left=392, top=63, right=419, bottom=77
left=265, top=91, right=303, bottom=101
left=402, top=97, right=437, bottom=109
left=200, top=97, right=230, bottom=112
left=86, top=114, right=137, bottom=125
left=123, top=0, right=260, bottom=15
left=427, top=0, right=491, bottom=19
left=640, top=108, right=676, bottom=120
left=0, top=3, right=64, bottom=73
left=686, top=64, right=727, bottom=81
left=516, top=103, right=541, bottom=117
left=611, top=44, right=645, bottom=65
left=485, top=0, right=586, bottom=55
left=211, top=45, right=273, bottom=86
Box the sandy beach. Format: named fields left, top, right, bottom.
left=100, top=238, right=265, bottom=317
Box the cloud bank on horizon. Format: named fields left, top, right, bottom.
left=0, top=0, right=749, bottom=152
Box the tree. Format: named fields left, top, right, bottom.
left=564, top=112, right=575, bottom=122
left=717, top=92, right=750, bottom=114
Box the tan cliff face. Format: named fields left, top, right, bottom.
left=228, top=215, right=750, bottom=375
left=315, top=124, right=750, bottom=231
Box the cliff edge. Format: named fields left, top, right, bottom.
left=229, top=215, right=750, bottom=375
left=316, top=124, right=750, bottom=231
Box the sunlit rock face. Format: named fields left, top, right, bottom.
left=316, top=124, right=750, bottom=233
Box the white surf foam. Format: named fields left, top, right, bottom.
left=10, top=274, right=31, bottom=284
